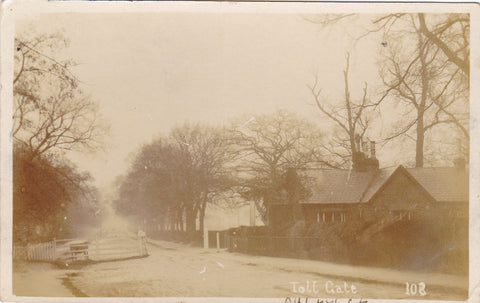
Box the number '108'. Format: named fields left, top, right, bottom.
left=405, top=282, right=427, bottom=296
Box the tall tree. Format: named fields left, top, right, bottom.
left=169, top=123, right=233, bottom=236
left=305, top=13, right=469, bottom=167
left=377, top=14, right=469, bottom=167
left=12, top=32, right=106, bottom=243
left=13, top=33, right=105, bottom=161
left=309, top=53, right=377, bottom=168
left=114, top=139, right=183, bottom=231
left=230, top=110, right=325, bottom=224
left=13, top=144, right=101, bottom=243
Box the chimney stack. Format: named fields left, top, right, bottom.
left=362, top=141, right=368, bottom=154
left=352, top=136, right=379, bottom=172
left=370, top=141, right=376, bottom=159
left=355, top=135, right=361, bottom=152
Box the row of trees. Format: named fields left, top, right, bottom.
left=114, top=124, right=231, bottom=236
left=114, top=112, right=327, bottom=237
left=13, top=32, right=105, bottom=243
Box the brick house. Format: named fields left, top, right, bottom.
left=268, top=146, right=469, bottom=233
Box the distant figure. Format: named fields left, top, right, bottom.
left=138, top=229, right=148, bottom=256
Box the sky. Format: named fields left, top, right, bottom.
left=14, top=11, right=427, bottom=190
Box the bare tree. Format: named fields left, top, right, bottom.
left=12, top=32, right=106, bottom=243
left=114, top=139, right=185, bottom=231
left=417, top=13, right=469, bottom=76
left=13, top=33, right=105, bottom=161
left=115, top=123, right=233, bottom=239
left=306, top=13, right=469, bottom=77
left=169, top=123, right=233, bottom=236
left=308, top=53, right=376, bottom=168
left=306, top=13, right=469, bottom=167
left=377, top=14, right=469, bottom=167
left=230, top=110, right=325, bottom=224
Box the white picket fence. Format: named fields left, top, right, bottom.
left=13, top=236, right=148, bottom=263
left=13, top=240, right=58, bottom=261
left=27, top=240, right=57, bottom=261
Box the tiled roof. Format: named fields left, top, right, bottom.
left=359, top=167, right=397, bottom=202
left=300, top=166, right=468, bottom=205
left=303, top=168, right=391, bottom=204
left=406, top=167, right=469, bottom=202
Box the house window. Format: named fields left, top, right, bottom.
left=336, top=212, right=346, bottom=223
left=316, top=212, right=326, bottom=223
left=319, top=212, right=347, bottom=224
left=318, top=211, right=327, bottom=223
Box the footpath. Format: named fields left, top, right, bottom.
left=148, top=238, right=469, bottom=298
left=12, top=261, right=74, bottom=297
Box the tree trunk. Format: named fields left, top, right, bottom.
left=344, top=54, right=357, bottom=158
left=173, top=207, right=180, bottom=231
left=185, top=206, right=196, bottom=236
left=173, top=209, right=178, bottom=231
left=199, top=206, right=205, bottom=235
left=198, top=194, right=208, bottom=234
left=255, top=199, right=268, bottom=225
left=416, top=32, right=428, bottom=168
left=179, top=207, right=185, bottom=232
left=416, top=107, right=425, bottom=168
left=417, top=13, right=469, bottom=76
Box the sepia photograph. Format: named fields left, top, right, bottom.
left=1, top=1, right=478, bottom=302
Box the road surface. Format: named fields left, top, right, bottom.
left=61, top=239, right=468, bottom=300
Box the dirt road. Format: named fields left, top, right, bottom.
left=63, top=239, right=467, bottom=300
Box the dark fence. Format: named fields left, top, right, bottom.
left=224, top=225, right=469, bottom=275
left=226, top=235, right=329, bottom=257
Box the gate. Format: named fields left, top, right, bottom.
left=13, top=235, right=148, bottom=263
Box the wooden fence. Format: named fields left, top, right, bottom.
left=89, top=236, right=147, bottom=261
left=28, top=240, right=56, bottom=261
left=13, top=236, right=147, bottom=263
left=55, top=239, right=89, bottom=262
left=12, top=239, right=82, bottom=262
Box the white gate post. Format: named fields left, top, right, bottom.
left=53, top=239, right=56, bottom=260
left=203, top=228, right=208, bottom=249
